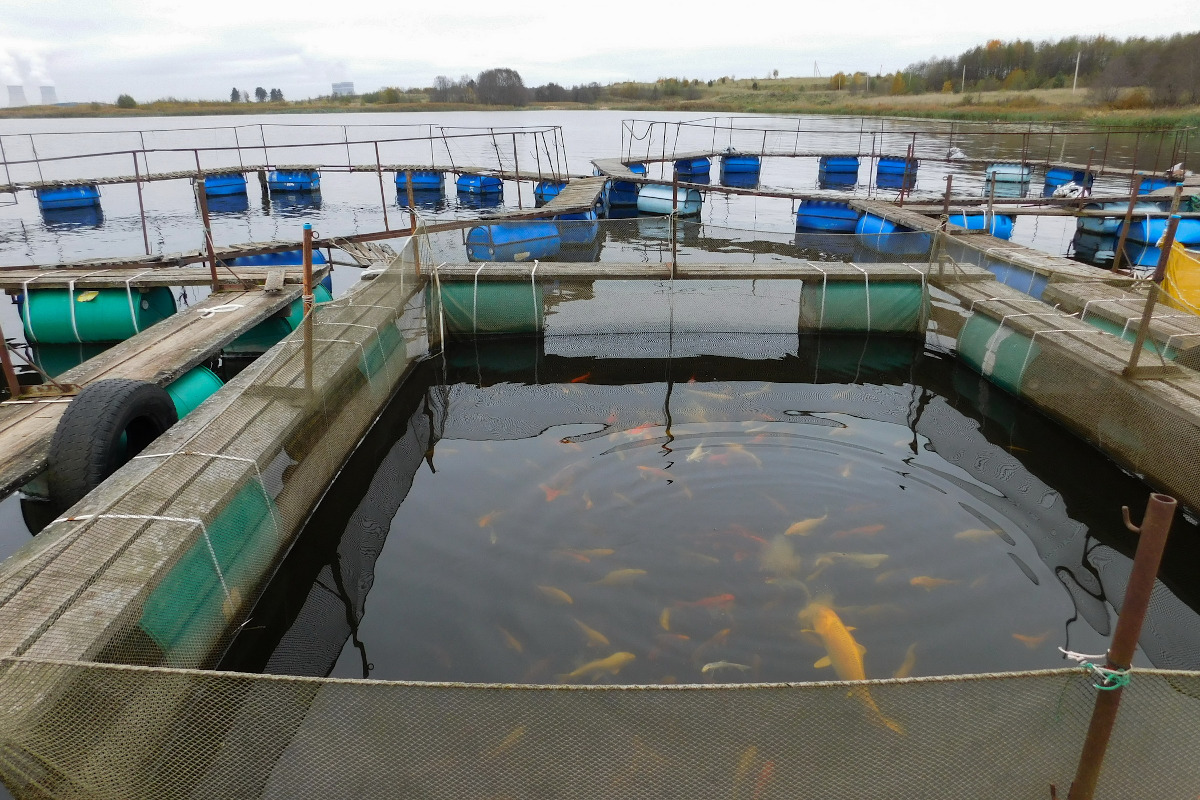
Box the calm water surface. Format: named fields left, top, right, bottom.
left=220, top=336, right=1200, bottom=683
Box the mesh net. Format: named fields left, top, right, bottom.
left=4, top=216, right=1200, bottom=798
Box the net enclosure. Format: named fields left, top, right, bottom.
left=2, top=221, right=1200, bottom=800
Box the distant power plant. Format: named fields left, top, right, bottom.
left=39, top=86, right=57, bottom=105
left=6, top=86, right=27, bottom=107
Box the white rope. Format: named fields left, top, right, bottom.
left=473, top=263, right=486, bottom=336
left=530, top=259, right=540, bottom=330
left=198, top=303, right=244, bottom=319
left=20, top=278, right=37, bottom=343
left=132, top=451, right=281, bottom=535
left=67, top=279, right=81, bottom=343
left=812, top=263, right=828, bottom=329
left=433, top=262, right=447, bottom=351
left=52, top=513, right=231, bottom=601
left=310, top=338, right=371, bottom=378
left=850, top=263, right=871, bottom=332
left=123, top=271, right=156, bottom=334
left=1017, top=327, right=1106, bottom=377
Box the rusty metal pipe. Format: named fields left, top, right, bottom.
left=1067, top=492, right=1177, bottom=800
left=302, top=222, right=314, bottom=316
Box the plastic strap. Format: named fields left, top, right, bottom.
left=851, top=263, right=871, bottom=332
left=67, top=279, right=81, bottom=344
left=124, top=271, right=155, bottom=334
left=530, top=259, right=540, bottom=331
left=21, top=279, right=35, bottom=343
left=132, top=451, right=281, bottom=536
left=310, top=338, right=370, bottom=379
left=473, top=263, right=486, bottom=336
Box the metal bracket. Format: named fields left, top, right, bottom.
left=17, top=382, right=82, bottom=400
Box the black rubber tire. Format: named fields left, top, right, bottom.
left=45, top=378, right=178, bottom=513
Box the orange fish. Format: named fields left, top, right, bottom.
left=606, top=412, right=619, bottom=425
left=554, top=550, right=591, bottom=563
left=627, top=422, right=655, bottom=437
left=1012, top=630, right=1052, bottom=649
left=727, top=525, right=768, bottom=546
left=832, top=524, right=885, bottom=539
left=752, top=761, right=776, bottom=800
left=637, top=465, right=674, bottom=481
left=540, top=484, right=565, bottom=502
left=571, top=372, right=591, bottom=383
left=910, top=576, right=959, bottom=591
left=676, top=593, right=735, bottom=609
left=477, top=510, right=502, bottom=528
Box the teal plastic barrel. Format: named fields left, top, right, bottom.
left=21, top=287, right=176, bottom=344
left=956, top=314, right=1040, bottom=394
left=799, top=282, right=925, bottom=333
left=225, top=284, right=333, bottom=353
left=165, top=366, right=224, bottom=418
left=433, top=282, right=545, bottom=335
left=138, top=479, right=279, bottom=665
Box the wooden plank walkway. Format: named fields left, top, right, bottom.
left=0, top=265, right=327, bottom=291
left=433, top=261, right=996, bottom=284
left=1042, top=281, right=1200, bottom=356
left=0, top=287, right=301, bottom=498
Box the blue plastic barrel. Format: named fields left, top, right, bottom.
left=267, top=169, right=320, bottom=192
left=395, top=170, right=444, bottom=192
left=203, top=173, right=247, bottom=196
left=1043, top=167, right=1093, bottom=196
left=1121, top=217, right=1200, bottom=245
left=820, top=156, right=860, bottom=174
left=1137, top=175, right=1171, bottom=195
left=457, top=174, right=503, bottom=194
left=876, top=157, right=917, bottom=190
left=535, top=181, right=566, bottom=204
left=466, top=222, right=561, bottom=262
left=674, top=157, right=711, bottom=177
left=36, top=184, right=100, bottom=210
left=795, top=200, right=863, bottom=233
left=555, top=210, right=600, bottom=245
left=720, top=154, right=760, bottom=174
left=609, top=163, right=647, bottom=207
left=855, top=213, right=932, bottom=255
left=985, top=164, right=1031, bottom=183
left=947, top=213, right=1015, bottom=240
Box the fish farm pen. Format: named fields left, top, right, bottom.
left=1, top=116, right=1200, bottom=800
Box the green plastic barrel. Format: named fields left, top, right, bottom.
left=798, top=281, right=925, bottom=333
left=1080, top=313, right=1177, bottom=359
left=21, top=287, right=176, bottom=344
left=225, top=285, right=332, bottom=353
left=431, top=282, right=545, bottom=335
left=359, top=320, right=404, bottom=381
left=165, top=366, right=224, bottom=418
left=138, top=479, right=279, bottom=665
left=31, top=343, right=111, bottom=378
left=957, top=313, right=1040, bottom=395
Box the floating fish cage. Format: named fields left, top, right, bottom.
left=854, top=213, right=932, bottom=255
left=35, top=183, right=100, bottom=210
left=466, top=222, right=562, bottom=262
left=18, top=286, right=177, bottom=344
left=605, top=163, right=647, bottom=207
left=457, top=173, right=503, bottom=195
left=637, top=184, right=703, bottom=216
left=396, top=170, right=445, bottom=192
left=554, top=210, right=600, bottom=246
left=203, top=172, right=248, bottom=197
left=795, top=200, right=863, bottom=233
left=267, top=169, right=320, bottom=192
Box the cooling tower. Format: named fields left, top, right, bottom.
left=39, top=86, right=57, bottom=105
left=6, top=86, right=27, bottom=107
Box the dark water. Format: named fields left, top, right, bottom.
left=220, top=334, right=1200, bottom=684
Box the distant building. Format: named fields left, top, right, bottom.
left=6, top=86, right=26, bottom=107
left=332, top=82, right=355, bottom=97
left=39, top=86, right=57, bottom=105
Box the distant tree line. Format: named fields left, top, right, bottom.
left=902, top=32, right=1199, bottom=105
left=229, top=87, right=284, bottom=102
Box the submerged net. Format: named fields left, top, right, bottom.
left=3, top=220, right=1200, bottom=798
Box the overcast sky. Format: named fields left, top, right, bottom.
left=2, top=0, right=1197, bottom=104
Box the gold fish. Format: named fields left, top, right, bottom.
left=575, top=618, right=611, bottom=647
left=485, top=725, right=526, bottom=760
left=478, top=510, right=502, bottom=527
left=685, top=387, right=734, bottom=401
left=498, top=626, right=523, bottom=654
left=723, top=442, right=762, bottom=467
left=910, top=576, right=959, bottom=591
left=578, top=548, right=615, bottom=557
left=734, top=745, right=758, bottom=792
left=554, top=550, right=591, bottom=563
left=659, top=607, right=671, bottom=631
left=691, top=627, right=732, bottom=663
left=583, top=491, right=594, bottom=510
left=557, top=652, right=636, bottom=682
left=784, top=513, right=828, bottom=536
left=813, top=552, right=889, bottom=569
left=799, top=602, right=903, bottom=734
left=753, top=761, right=775, bottom=800
left=686, top=443, right=708, bottom=462
left=893, top=643, right=918, bottom=679
left=832, top=524, right=885, bottom=539
left=1012, top=630, right=1052, bottom=649
left=969, top=576, right=988, bottom=589
left=595, top=568, right=648, bottom=586
left=700, top=660, right=751, bottom=675
left=637, top=465, right=674, bottom=481
left=759, top=536, right=803, bottom=577
left=874, top=570, right=899, bottom=584
left=612, top=492, right=635, bottom=507
left=539, top=464, right=576, bottom=502
left=680, top=551, right=721, bottom=567
left=839, top=463, right=853, bottom=478
left=954, top=528, right=1001, bottom=542
left=536, top=585, right=574, bottom=604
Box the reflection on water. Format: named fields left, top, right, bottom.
left=41, top=206, right=104, bottom=229
left=270, top=191, right=322, bottom=215
left=221, top=335, right=1200, bottom=684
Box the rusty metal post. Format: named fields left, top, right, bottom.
left=132, top=152, right=151, bottom=255
left=374, top=142, right=389, bottom=231
left=1067, top=492, right=1177, bottom=800
left=1111, top=189, right=1142, bottom=273
left=512, top=134, right=522, bottom=210
left=1123, top=214, right=1181, bottom=377
left=942, top=174, right=954, bottom=216
left=1080, top=147, right=1095, bottom=207
left=0, top=315, right=22, bottom=400
left=671, top=169, right=679, bottom=278
left=193, top=151, right=219, bottom=291
left=405, top=170, right=421, bottom=277
left=302, top=222, right=314, bottom=316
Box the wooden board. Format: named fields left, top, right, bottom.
left=0, top=265, right=328, bottom=291
left=0, top=288, right=302, bottom=498
left=430, top=260, right=995, bottom=283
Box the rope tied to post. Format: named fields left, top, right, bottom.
left=1059, top=648, right=1132, bottom=691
